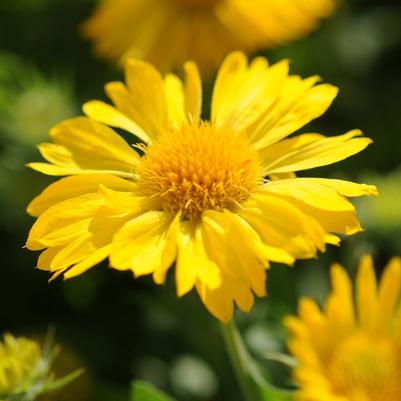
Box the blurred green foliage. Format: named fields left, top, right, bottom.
left=0, top=0, right=400, bottom=400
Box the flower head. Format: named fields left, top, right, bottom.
left=285, top=255, right=401, bottom=401
left=0, top=334, right=41, bottom=395
left=0, top=333, right=82, bottom=400
left=27, top=52, right=376, bottom=322
left=82, top=0, right=338, bottom=73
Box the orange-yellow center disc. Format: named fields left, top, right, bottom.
left=137, top=123, right=261, bottom=218
left=327, top=332, right=401, bottom=401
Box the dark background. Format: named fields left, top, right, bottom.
left=0, top=0, right=400, bottom=400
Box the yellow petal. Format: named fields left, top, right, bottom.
left=49, top=116, right=140, bottom=173
left=330, top=264, right=355, bottom=332
left=110, top=211, right=177, bottom=277
left=153, top=214, right=180, bottom=285
left=26, top=193, right=103, bottom=251
left=83, top=100, right=149, bottom=142
left=164, top=73, right=186, bottom=127
left=225, top=0, right=338, bottom=48
left=247, top=78, right=338, bottom=149
left=176, top=221, right=221, bottom=297
left=259, top=133, right=324, bottom=174
left=324, top=233, right=341, bottom=246
left=202, top=210, right=268, bottom=297
left=97, top=185, right=156, bottom=214
left=27, top=174, right=135, bottom=216
left=28, top=143, right=101, bottom=176
left=229, top=280, right=255, bottom=313
left=39, top=218, right=92, bottom=248
left=64, top=245, right=112, bottom=279
left=284, top=315, right=308, bottom=338
left=309, top=208, right=362, bottom=236
left=196, top=280, right=234, bottom=323
left=196, top=272, right=255, bottom=316
left=212, top=52, right=289, bottom=133
left=271, top=193, right=363, bottom=236
left=375, top=257, right=401, bottom=335
left=37, top=143, right=76, bottom=166
left=263, top=244, right=295, bottom=265
left=105, top=81, right=156, bottom=141
left=212, top=51, right=248, bottom=122
left=264, top=179, right=357, bottom=212
left=37, top=247, right=62, bottom=271
left=297, top=298, right=333, bottom=360
left=288, top=341, right=322, bottom=370
left=241, top=193, right=325, bottom=259
left=183, top=61, right=202, bottom=125
left=297, top=178, right=377, bottom=197
left=261, top=130, right=372, bottom=174
left=27, top=163, right=115, bottom=177
left=124, top=58, right=168, bottom=139
left=50, top=233, right=95, bottom=271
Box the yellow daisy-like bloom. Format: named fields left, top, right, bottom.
left=285, top=255, right=401, bottom=401
left=82, top=0, right=338, bottom=73
left=27, top=52, right=376, bottom=322
left=0, top=333, right=41, bottom=394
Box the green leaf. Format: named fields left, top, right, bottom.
left=130, top=380, right=176, bottom=401
left=40, top=368, right=85, bottom=394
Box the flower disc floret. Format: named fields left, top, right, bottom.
left=137, top=123, right=261, bottom=218
left=328, top=333, right=401, bottom=400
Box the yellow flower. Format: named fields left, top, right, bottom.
left=82, top=0, right=338, bottom=73
left=0, top=334, right=41, bottom=394
left=285, top=255, right=401, bottom=401
left=0, top=333, right=83, bottom=400
left=26, top=52, right=375, bottom=322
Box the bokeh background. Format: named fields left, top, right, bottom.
left=1, top=0, right=400, bottom=400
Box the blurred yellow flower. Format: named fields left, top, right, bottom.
left=27, top=52, right=375, bottom=322
left=82, top=0, right=338, bottom=73
left=0, top=332, right=83, bottom=400
left=285, top=255, right=401, bottom=401
left=0, top=333, right=41, bottom=395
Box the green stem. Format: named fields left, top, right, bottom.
left=220, top=320, right=260, bottom=401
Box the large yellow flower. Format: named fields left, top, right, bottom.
left=27, top=52, right=375, bottom=322
left=285, top=255, right=401, bottom=401
left=82, top=0, right=338, bottom=73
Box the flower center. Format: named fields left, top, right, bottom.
left=137, top=123, right=261, bottom=219
left=327, top=333, right=401, bottom=401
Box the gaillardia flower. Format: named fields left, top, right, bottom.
left=82, top=0, right=338, bottom=73
left=27, top=52, right=375, bottom=322
left=285, top=255, right=401, bottom=401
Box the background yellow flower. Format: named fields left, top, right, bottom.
left=285, top=255, right=401, bottom=401
left=0, top=332, right=82, bottom=400
left=0, top=333, right=41, bottom=395
left=82, top=0, right=338, bottom=73
left=26, top=52, right=375, bottom=322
